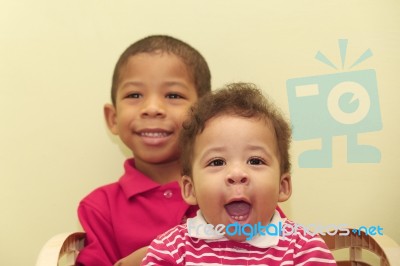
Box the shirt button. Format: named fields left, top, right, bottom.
left=163, top=189, right=173, bottom=198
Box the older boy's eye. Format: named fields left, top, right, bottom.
left=126, top=93, right=141, bottom=99
left=166, top=93, right=184, bottom=99
left=208, top=159, right=225, bottom=167
left=248, top=157, right=265, bottom=165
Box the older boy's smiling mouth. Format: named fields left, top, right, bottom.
left=136, top=129, right=172, bottom=145
left=140, top=131, right=170, bottom=138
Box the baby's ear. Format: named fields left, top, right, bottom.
left=278, top=173, right=292, bottom=203
left=181, top=175, right=198, bottom=205
left=104, top=103, right=119, bottom=135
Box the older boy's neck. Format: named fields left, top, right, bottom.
left=135, top=159, right=181, bottom=184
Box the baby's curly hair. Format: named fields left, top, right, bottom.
left=180, top=82, right=292, bottom=177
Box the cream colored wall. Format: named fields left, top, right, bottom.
left=1, top=1, right=399, bottom=265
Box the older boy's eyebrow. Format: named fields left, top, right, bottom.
left=120, top=81, right=144, bottom=89
left=163, top=81, right=191, bottom=89
left=119, top=81, right=190, bottom=90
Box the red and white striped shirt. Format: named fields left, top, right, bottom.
left=142, top=212, right=336, bottom=265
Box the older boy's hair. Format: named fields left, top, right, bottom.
left=180, top=82, right=292, bottom=176
left=111, top=35, right=211, bottom=105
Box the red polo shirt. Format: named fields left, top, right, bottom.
left=76, top=159, right=197, bottom=266
left=76, top=158, right=286, bottom=266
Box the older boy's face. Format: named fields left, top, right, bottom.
left=109, top=52, right=198, bottom=166
left=187, top=115, right=291, bottom=242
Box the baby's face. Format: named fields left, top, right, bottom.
left=188, top=115, right=291, bottom=241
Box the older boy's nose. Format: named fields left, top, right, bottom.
left=226, top=167, right=249, bottom=185
left=141, top=97, right=166, bottom=118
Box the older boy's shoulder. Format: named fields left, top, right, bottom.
left=80, top=181, right=122, bottom=207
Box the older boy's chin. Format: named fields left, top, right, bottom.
left=135, top=146, right=180, bottom=161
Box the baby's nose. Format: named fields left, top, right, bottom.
left=225, top=167, right=249, bottom=185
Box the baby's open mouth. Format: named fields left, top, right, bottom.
left=225, top=201, right=251, bottom=221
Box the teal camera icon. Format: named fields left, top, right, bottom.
left=287, top=69, right=382, bottom=168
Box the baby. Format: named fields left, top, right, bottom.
left=141, top=83, right=336, bottom=265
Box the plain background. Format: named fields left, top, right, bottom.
left=1, top=1, right=399, bottom=265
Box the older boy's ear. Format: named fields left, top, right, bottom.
left=278, top=173, right=292, bottom=203
left=181, top=175, right=197, bottom=205
left=104, top=104, right=119, bottom=135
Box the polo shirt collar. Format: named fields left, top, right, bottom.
left=119, top=158, right=166, bottom=198
left=187, top=210, right=283, bottom=248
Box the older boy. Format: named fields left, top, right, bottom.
left=76, top=35, right=211, bottom=266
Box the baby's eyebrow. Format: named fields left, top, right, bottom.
left=245, top=144, right=274, bottom=159
left=198, top=146, right=226, bottom=160
left=246, top=145, right=268, bottom=153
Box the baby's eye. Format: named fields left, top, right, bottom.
left=247, top=157, right=265, bottom=165
left=208, top=159, right=225, bottom=167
